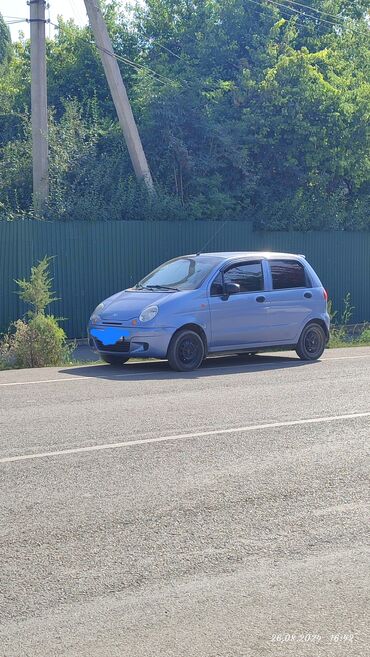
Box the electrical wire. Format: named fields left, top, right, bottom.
left=95, top=43, right=177, bottom=86
left=66, top=0, right=87, bottom=26
left=4, top=19, right=28, bottom=25
left=50, top=20, right=174, bottom=85
left=151, top=40, right=182, bottom=60
left=276, top=0, right=347, bottom=22
left=148, top=2, right=312, bottom=78
left=243, top=0, right=359, bottom=31
left=264, top=0, right=345, bottom=28
left=240, top=0, right=320, bottom=30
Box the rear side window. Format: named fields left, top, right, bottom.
left=223, top=261, right=264, bottom=293
left=270, top=260, right=308, bottom=290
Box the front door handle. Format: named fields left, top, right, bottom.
left=304, top=292, right=312, bottom=299
left=256, top=295, right=266, bottom=303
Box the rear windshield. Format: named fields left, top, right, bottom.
left=135, top=256, right=221, bottom=291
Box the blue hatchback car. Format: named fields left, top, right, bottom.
left=88, top=252, right=330, bottom=371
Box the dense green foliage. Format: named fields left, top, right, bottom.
left=0, top=13, right=11, bottom=64
left=0, top=314, right=72, bottom=369
left=0, top=1, right=369, bottom=228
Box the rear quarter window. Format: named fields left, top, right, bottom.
left=270, top=260, right=310, bottom=289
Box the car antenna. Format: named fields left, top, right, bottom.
left=196, top=220, right=228, bottom=256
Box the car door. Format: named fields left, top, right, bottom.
left=266, top=259, right=314, bottom=342
left=208, top=260, right=271, bottom=350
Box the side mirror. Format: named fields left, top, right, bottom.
left=224, top=282, right=240, bottom=297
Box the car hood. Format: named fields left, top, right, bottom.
left=100, top=290, right=172, bottom=321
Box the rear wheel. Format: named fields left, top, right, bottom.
left=101, top=355, right=130, bottom=366
left=296, top=323, right=326, bottom=361
left=168, top=329, right=205, bottom=372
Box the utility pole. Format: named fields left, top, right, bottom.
left=83, top=0, right=154, bottom=191
left=29, top=0, right=49, bottom=212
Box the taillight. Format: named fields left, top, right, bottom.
left=323, top=289, right=328, bottom=301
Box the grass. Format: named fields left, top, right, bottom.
left=327, top=294, right=370, bottom=348
left=328, top=326, right=370, bottom=348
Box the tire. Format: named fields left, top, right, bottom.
left=296, top=322, right=326, bottom=361
left=101, top=355, right=130, bottom=366
left=167, top=329, right=205, bottom=372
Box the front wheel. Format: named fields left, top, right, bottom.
left=167, top=330, right=205, bottom=372
left=296, top=323, right=326, bottom=361
left=101, top=355, right=130, bottom=366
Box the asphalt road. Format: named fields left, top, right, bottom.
left=0, top=347, right=369, bottom=657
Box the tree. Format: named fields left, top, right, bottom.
left=0, top=257, right=72, bottom=369
left=0, top=0, right=369, bottom=228
left=0, top=13, right=11, bottom=65
left=16, top=256, right=58, bottom=316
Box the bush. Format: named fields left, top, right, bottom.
left=327, top=293, right=370, bottom=348
left=358, top=328, right=370, bottom=345
left=0, top=256, right=73, bottom=369
left=0, top=315, right=72, bottom=369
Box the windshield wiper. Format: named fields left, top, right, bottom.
left=144, top=285, right=180, bottom=291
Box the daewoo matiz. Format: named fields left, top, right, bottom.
left=88, top=252, right=330, bottom=371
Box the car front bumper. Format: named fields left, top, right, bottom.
left=88, top=324, right=173, bottom=359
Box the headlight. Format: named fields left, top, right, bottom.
left=139, top=305, right=159, bottom=323
left=90, top=302, right=104, bottom=324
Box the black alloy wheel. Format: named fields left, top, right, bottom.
left=296, top=322, right=326, bottom=361
left=168, top=329, right=205, bottom=372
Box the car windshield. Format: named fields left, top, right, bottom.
left=135, top=256, right=221, bottom=291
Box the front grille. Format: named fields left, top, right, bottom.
left=94, top=338, right=130, bottom=353
left=102, top=321, right=123, bottom=326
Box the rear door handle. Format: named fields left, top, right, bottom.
left=304, top=292, right=312, bottom=299
left=256, top=296, right=266, bottom=303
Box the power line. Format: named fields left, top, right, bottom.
left=50, top=19, right=173, bottom=85
left=241, top=0, right=320, bottom=30
left=278, top=0, right=347, bottom=22
left=243, top=0, right=358, bottom=31
left=51, top=18, right=177, bottom=86
left=4, top=19, right=28, bottom=25
left=66, top=0, right=87, bottom=25
left=151, top=40, right=182, bottom=60
left=264, top=0, right=344, bottom=28
left=148, top=11, right=309, bottom=82
left=97, top=44, right=176, bottom=86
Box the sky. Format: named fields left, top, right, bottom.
left=1, top=0, right=89, bottom=40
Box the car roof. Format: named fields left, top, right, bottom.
left=190, top=251, right=305, bottom=261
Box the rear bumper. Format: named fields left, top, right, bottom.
left=88, top=324, right=173, bottom=359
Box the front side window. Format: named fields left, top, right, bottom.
left=136, top=256, right=222, bottom=292
left=224, top=262, right=264, bottom=293
left=211, top=261, right=264, bottom=295
left=270, top=260, right=308, bottom=289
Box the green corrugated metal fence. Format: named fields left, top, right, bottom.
left=1, top=221, right=369, bottom=338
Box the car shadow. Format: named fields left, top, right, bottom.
left=60, top=352, right=319, bottom=382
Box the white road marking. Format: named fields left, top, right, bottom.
left=0, top=371, right=159, bottom=386
left=0, top=412, right=369, bottom=465
left=323, top=354, right=370, bottom=361
left=0, top=353, right=369, bottom=388
left=0, top=377, right=90, bottom=387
